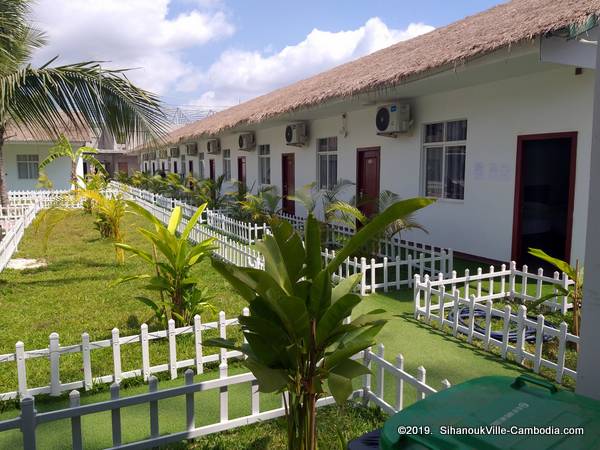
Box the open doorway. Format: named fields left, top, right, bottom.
left=512, top=132, right=577, bottom=266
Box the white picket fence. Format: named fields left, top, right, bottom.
left=0, top=310, right=246, bottom=401
left=205, top=209, right=268, bottom=244
left=0, top=344, right=449, bottom=450
left=414, top=263, right=578, bottom=384
left=0, top=203, right=40, bottom=271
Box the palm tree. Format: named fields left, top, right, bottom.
left=39, top=135, right=108, bottom=188
left=0, top=0, right=168, bottom=205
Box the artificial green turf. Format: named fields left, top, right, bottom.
left=0, top=210, right=562, bottom=449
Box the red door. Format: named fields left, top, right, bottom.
left=209, top=159, right=215, bottom=181
left=282, top=153, right=295, bottom=215
left=237, top=156, right=246, bottom=185
left=117, top=162, right=128, bottom=174
left=356, top=147, right=380, bottom=218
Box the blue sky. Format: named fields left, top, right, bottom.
left=31, top=0, right=502, bottom=109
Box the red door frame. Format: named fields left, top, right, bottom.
left=282, top=153, right=295, bottom=215
left=209, top=159, right=215, bottom=181
left=237, top=156, right=246, bottom=185
left=511, top=132, right=577, bottom=262
left=356, top=147, right=381, bottom=218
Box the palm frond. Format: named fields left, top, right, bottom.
left=0, top=62, right=169, bottom=143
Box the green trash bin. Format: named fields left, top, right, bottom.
left=380, top=374, right=600, bottom=449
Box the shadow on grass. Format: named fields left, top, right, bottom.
left=400, top=313, right=530, bottom=375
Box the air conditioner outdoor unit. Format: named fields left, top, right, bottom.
left=186, top=143, right=198, bottom=156
left=169, top=147, right=180, bottom=158
left=238, top=133, right=256, bottom=151
left=375, top=103, right=412, bottom=136
left=285, top=122, right=308, bottom=146
left=206, top=139, right=221, bottom=154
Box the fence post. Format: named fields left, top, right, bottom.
left=21, top=396, right=37, bottom=450
left=81, top=333, right=92, bottom=391
left=534, top=314, right=544, bottom=373
left=219, top=311, right=229, bottom=423
left=112, top=328, right=121, bottom=384
left=362, top=348, right=372, bottom=406
left=15, top=341, right=28, bottom=397
left=69, top=390, right=83, bottom=450
left=49, top=332, right=61, bottom=396
left=141, top=323, right=150, bottom=381
left=185, top=369, right=195, bottom=431
left=509, top=261, right=516, bottom=300
left=556, top=322, right=568, bottom=384
left=194, top=315, right=204, bottom=375
left=515, top=305, right=527, bottom=365
left=168, top=319, right=178, bottom=380
left=360, top=258, right=367, bottom=296
left=111, top=383, right=122, bottom=446
left=394, top=354, right=404, bottom=412
left=416, top=366, right=426, bottom=400
left=413, top=274, right=421, bottom=318
left=149, top=376, right=159, bottom=439
left=501, top=305, right=511, bottom=358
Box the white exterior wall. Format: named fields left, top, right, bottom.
left=4, top=142, right=74, bottom=190
left=168, top=66, right=592, bottom=263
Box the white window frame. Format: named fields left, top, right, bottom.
left=258, top=144, right=271, bottom=186
left=17, top=154, right=39, bottom=179
left=421, top=119, right=467, bottom=201
left=316, top=137, right=338, bottom=190
left=223, top=149, right=231, bottom=180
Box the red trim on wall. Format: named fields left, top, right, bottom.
left=511, top=132, right=578, bottom=262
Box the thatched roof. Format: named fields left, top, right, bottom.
left=4, top=122, right=94, bottom=143
left=166, top=0, right=600, bottom=145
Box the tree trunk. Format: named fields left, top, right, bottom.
left=0, top=126, right=8, bottom=207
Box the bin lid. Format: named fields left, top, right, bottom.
left=380, top=375, right=600, bottom=449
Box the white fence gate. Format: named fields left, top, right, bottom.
left=414, top=263, right=578, bottom=384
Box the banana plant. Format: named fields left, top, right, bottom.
left=528, top=248, right=584, bottom=341
left=116, top=202, right=216, bottom=326
left=207, top=197, right=434, bottom=450
left=239, top=185, right=282, bottom=224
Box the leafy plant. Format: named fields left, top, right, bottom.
left=239, top=185, right=282, bottom=224
left=32, top=206, right=70, bottom=257
left=76, top=189, right=127, bottom=263
left=39, top=135, right=108, bottom=188
left=0, top=0, right=167, bottom=206
left=116, top=201, right=216, bottom=326
left=328, top=190, right=428, bottom=255
left=207, top=197, right=434, bottom=450
left=529, top=248, right=584, bottom=340
left=196, top=174, right=229, bottom=210
left=78, top=172, right=108, bottom=214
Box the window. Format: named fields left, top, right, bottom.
left=17, top=155, right=39, bottom=179
left=317, top=137, right=337, bottom=190
left=223, top=149, right=231, bottom=180
left=258, top=144, right=271, bottom=185
left=198, top=152, right=205, bottom=179
left=423, top=120, right=466, bottom=200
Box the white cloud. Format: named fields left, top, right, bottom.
left=193, top=18, right=434, bottom=107
left=30, top=0, right=234, bottom=96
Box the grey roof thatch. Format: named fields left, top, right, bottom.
left=167, top=0, right=600, bottom=144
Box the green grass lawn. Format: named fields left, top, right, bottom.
left=0, top=210, right=561, bottom=449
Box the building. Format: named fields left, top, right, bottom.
left=2, top=125, right=140, bottom=191
left=144, top=0, right=600, bottom=265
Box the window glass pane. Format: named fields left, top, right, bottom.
left=425, top=123, right=444, bottom=143
left=328, top=137, right=337, bottom=151
left=318, top=138, right=328, bottom=152
left=446, top=120, right=467, bottom=141
left=328, top=154, right=337, bottom=189
left=425, top=147, right=443, bottom=197
left=318, top=154, right=328, bottom=189
left=17, top=163, right=28, bottom=179
left=445, top=146, right=465, bottom=199
left=265, top=157, right=271, bottom=184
